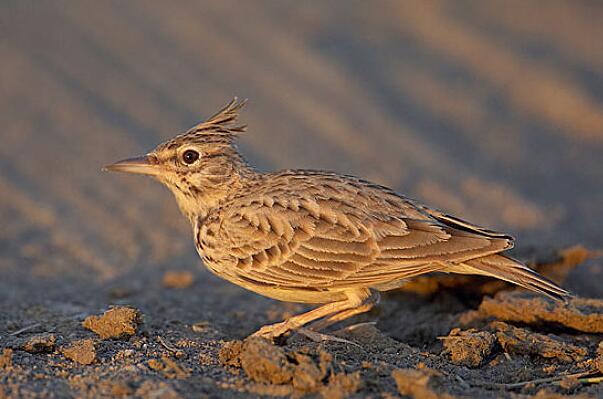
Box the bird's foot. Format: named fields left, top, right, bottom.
left=252, top=321, right=293, bottom=341
left=251, top=322, right=359, bottom=347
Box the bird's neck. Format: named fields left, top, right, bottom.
left=174, top=159, right=259, bottom=226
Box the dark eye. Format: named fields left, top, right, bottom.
left=182, top=149, right=199, bottom=165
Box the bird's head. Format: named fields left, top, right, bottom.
left=104, top=98, right=253, bottom=221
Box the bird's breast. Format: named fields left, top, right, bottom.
left=194, top=221, right=232, bottom=277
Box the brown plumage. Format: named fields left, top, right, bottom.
left=104, top=98, right=570, bottom=340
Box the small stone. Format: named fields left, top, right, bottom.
left=191, top=321, right=210, bottom=333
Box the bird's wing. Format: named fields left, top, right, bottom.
left=204, top=192, right=512, bottom=290
left=418, top=205, right=515, bottom=242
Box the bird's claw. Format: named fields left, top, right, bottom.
left=296, top=327, right=360, bottom=346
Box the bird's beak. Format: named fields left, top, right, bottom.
left=102, top=154, right=160, bottom=176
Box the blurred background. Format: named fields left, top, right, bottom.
left=1, top=0, right=602, bottom=303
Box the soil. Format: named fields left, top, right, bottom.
left=1, top=1, right=602, bottom=398
left=2, top=249, right=601, bottom=398
left=477, top=293, right=603, bottom=334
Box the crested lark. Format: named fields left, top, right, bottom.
left=104, top=99, right=570, bottom=340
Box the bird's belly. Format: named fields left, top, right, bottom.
left=202, top=260, right=347, bottom=303
left=197, top=242, right=346, bottom=303
left=240, top=284, right=348, bottom=304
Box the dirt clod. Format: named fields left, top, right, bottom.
left=492, top=322, right=587, bottom=363
left=219, top=337, right=361, bottom=396
left=320, top=371, right=361, bottom=399
left=533, top=245, right=599, bottom=283
left=109, top=381, right=134, bottom=397
left=558, top=375, right=581, bottom=391
left=478, top=291, right=603, bottom=333
left=291, top=353, right=325, bottom=391
left=62, top=339, right=96, bottom=365
left=596, top=342, right=603, bottom=373
left=239, top=338, right=295, bottom=385
left=0, top=349, right=13, bottom=369
left=83, top=307, right=142, bottom=339
left=218, top=340, right=243, bottom=367
left=162, top=271, right=194, bottom=289
left=441, top=328, right=496, bottom=367
left=21, top=333, right=56, bottom=353
left=135, top=381, right=181, bottom=399
left=392, top=368, right=455, bottom=399
left=531, top=389, right=592, bottom=399
left=148, top=355, right=190, bottom=379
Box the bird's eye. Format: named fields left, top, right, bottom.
left=182, top=149, right=200, bottom=165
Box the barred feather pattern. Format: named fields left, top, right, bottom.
left=195, top=170, right=570, bottom=303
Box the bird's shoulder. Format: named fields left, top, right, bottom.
left=215, top=169, right=425, bottom=219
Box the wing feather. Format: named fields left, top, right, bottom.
left=201, top=191, right=512, bottom=290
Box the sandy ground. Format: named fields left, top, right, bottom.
left=1, top=1, right=602, bottom=397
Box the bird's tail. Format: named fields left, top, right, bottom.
left=458, top=254, right=572, bottom=301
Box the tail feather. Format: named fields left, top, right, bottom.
left=460, top=254, right=572, bottom=301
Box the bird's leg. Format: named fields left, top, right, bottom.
left=252, top=289, right=372, bottom=340
left=252, top=300, right=353, bottom=340
left=309, top=291, right=380, bottom=332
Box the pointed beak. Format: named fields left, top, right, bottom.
left=102, top=154, right=160, bottom=176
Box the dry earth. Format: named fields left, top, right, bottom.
left=1, top=1, right=602, bottom=398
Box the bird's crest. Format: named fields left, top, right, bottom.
left=186, top=97, right=248, bottom=137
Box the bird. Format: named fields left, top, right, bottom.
left=104, top=98, right=571, bottom=340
